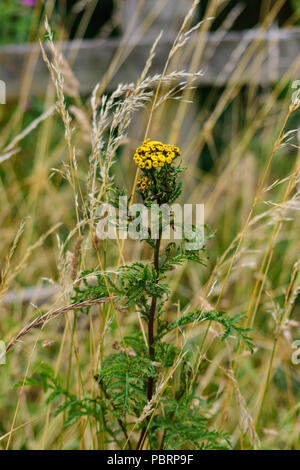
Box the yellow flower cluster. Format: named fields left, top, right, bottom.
left=137, top=176, right=150, bottom=190
left=133, top=139, right=180, bottom=170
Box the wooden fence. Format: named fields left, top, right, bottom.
left=1, top=7, right=300, bottom=100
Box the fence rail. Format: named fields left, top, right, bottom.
left=1, top=28, right=300, bottom=100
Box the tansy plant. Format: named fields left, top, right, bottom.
left=14, top=17, right=254, bottom=450
left=20, top=139, right=253, bottom=450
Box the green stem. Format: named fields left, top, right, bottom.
left=136, top=229, right=162, bottom=449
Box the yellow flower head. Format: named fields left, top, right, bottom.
left=133, top=139, right=180, bottom=170
left=137, top=176, right=150, bottom=191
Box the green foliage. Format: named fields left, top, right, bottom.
left=291, top=0, right=300, bottom=24
left=16, top=365, right=103, bottom=428
left=153, top=396, right=231, bottom=450
left=139, top=162, right=185, bottom=206
left=97, top=353, right=155, bottom=417
left=15, top=362, right=59, bottom=394
left=72, top=269, right=111, bottom=305
left=160, top=309, right=254, bottom=353
left=0, top=1, right=34, bottom=45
